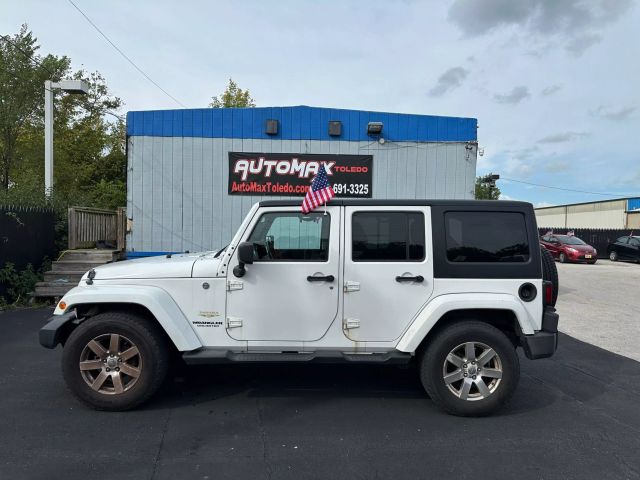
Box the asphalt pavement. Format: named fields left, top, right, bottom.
left=1, top=308, right=640, bottom=480
left=555, top=259, right=640, bottom=361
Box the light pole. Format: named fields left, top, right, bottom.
left=45, top=79, right=89, bottom=198
left=480, top=173, right=500, bottom=199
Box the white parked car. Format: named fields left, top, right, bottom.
left=40, top=200, right=559, bottom=416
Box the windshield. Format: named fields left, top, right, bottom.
left=556, top=235, right=586, bottom=245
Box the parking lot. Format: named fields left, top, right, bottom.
left=1, top=261, right=639, bottom=480
left=556, top=259, right=640, bottom=361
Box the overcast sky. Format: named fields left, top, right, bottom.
left=3, top=0, right=639, bottom=206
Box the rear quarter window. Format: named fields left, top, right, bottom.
left=445, top=211, right=530, bottom=263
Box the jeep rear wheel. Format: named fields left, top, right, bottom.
left=420, top=321, right=519, bottom=416
left=62, top=311, right=169, bottom=411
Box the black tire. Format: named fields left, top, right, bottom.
left=540, top=247, right=559, bottom=306
left=419, top=321, right=520, bottom=417
left=62, top=311, right=169, bottom=411
left=609, top=251, right=618, bottom=261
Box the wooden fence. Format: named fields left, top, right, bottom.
left=68, top=206, right=126, bottom=250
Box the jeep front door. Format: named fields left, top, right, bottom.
left=225, top=207, right=340, bottom=343
left=343, top=207, right=434, bottom=342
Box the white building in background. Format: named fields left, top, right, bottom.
left=535, top=198, right=640, bottom=229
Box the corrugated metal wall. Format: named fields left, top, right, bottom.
left=126, top=106, right=478, bottom=254
left=627, top=212, right=640, bottom=229
left=535, top=199, right=627, bottom=229
left=126, top=106, right=477, bottom=142
left=127, top=137, right=476, bottom=252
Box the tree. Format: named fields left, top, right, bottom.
left=6, top=68, right=126, bottom=209
left=209, top=78, right=255, bottom=108
left=475, top=175, right=501, bottom=200
left=0, top=25, right=70, bottom=190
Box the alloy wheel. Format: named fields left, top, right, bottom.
left=442, top=342, right=503, bottom=401
left=78, top=333, right=142, bottom=395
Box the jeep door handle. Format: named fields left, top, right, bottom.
left=395, top=275, right=424, bottom=283
left=307, top=275, right=335, bottom=282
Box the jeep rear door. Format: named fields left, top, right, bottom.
left=342, top=206, right=434, bottom=342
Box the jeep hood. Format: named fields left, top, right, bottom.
left=82, top=252, right=220, bottom=281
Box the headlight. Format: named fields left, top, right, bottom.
left=567, top=248, right=578, bottom=253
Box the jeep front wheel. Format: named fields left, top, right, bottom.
left=62, top=311, right=169, bottom=411
left=419, top=321, right=519, bottom=416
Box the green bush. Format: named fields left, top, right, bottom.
left=0, top=262, right=46, bottom=308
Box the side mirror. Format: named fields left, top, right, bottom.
left=233, top=242, right=254, bottom=278
left=238, top=242, right=254, bottom=264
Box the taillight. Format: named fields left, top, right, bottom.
left=543, top=281, right=554, bottom=306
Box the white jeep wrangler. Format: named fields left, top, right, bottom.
left=40, top=200, right=559, bottom=416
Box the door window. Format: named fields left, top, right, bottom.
left=352, top=212, right=425, bottom=262
left=247, top=212, right=330, bottom=262
left=629, top=238, right=640, bottom=247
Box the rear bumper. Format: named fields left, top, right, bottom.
left=521, top=307, right=559, bottom=360
left=39, top=311, right=77, bottom=349
left=569, top=255, right=596, bottom=262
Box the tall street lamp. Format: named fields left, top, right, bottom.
left=481, top=173, right=500, bottom=197
left=45, top=79, right=89, bottom=198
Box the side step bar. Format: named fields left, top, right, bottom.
left=182, top=349, right=412, bottom=365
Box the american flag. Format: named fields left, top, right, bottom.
left=301, top=164, right=335, bottom=214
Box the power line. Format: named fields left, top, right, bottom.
left=500, top=177, right=637, bottom=198
left=67, top=0, right=187, bottom=108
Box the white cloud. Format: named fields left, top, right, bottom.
left=538, top=132, right=589, bottom=143
left=494, top=86, right=530, bottom=104
left=591, top=105, right=637, bottom=121
left=541, top=85, right=562, bottom=96
left=565, top=33, right=602, bottom=56
left=448, top=0, right=634, bottom=55
left=428, top=67, right=469, bottom=97
left=545, top=161, right=570, bottom=173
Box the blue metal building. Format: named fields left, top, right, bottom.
left=126, top=106, right=478, bottom=255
